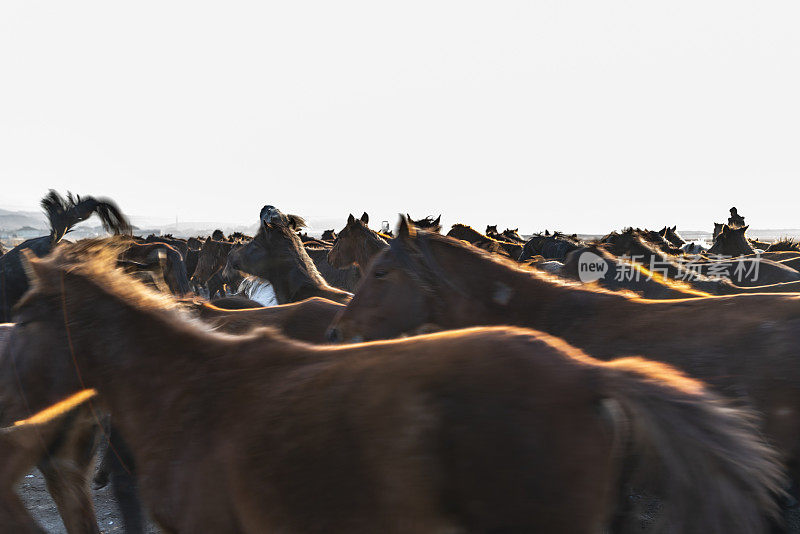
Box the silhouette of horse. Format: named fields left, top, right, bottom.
left=708, top=225, right=756, bottom=256
left=0, top=190, right=130, bottom=322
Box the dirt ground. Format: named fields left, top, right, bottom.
left=18, top=469, right=160, bottom=534
left=16, top=468, right=800, bottom=533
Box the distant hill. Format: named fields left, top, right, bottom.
left=0, top=208, right=47, bottom=231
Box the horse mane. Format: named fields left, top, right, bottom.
left=409, top=229, right=637, bottom=300
left=41, top=190, right=131, bottom=242
left=409, top=215, right=442, bottom=232
left=257, top=221, right=330, bottom=287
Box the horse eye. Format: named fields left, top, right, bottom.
left=374, top=269, right=388, bottom=279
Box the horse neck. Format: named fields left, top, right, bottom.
left=355, top=228, right=388, bottom=272
left=431, top=242, right=633, bottom=336
left=268, top=244, right=332, bottom=303
left=213, top=243, right=233, bottom=271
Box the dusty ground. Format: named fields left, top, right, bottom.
left=16, top=468, right=800, bottom=533
left=18, top=469, right=160, bottom=533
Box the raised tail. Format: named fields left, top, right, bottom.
left=41, top=190, right=131, bottom=242
left=601, top=357, right=784, bottom=533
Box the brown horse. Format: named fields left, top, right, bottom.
left=327, top=213, right=390, bottom=274
left=0, top=319, right=129, bottom=534
left=227, top=205, right=352, bottom=304
left=10, top=246, right=783, bottom=533
left=330, top=220, right=800, bottom=517
left=0, top=384, right=100, bottom=534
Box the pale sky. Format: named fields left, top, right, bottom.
left=1, top=1, right=799, bottom=234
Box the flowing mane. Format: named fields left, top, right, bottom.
left=405, top=229, right=639, bottom=301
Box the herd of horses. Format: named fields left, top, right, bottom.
left=3, top=191, right=800, bottom=532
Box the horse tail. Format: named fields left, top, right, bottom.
left=91, top=197, right=131, bottom=236
left=600, top=357, right=784, bottom=533
left=41, top=190, right=131, bottom=242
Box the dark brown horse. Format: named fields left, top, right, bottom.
left=709, top=224, right=756, bottom=256
left=191, top=238, right=235, bottom=286
left=406, top=214, right=441, bottom=233
left=227, top=206, right=352, bottom=304
left=122, top=241, right=191, bottom=296
left=144, top=234, right=189, bottom=258
left=304, top=247, right=361, bottom=292
left=446, top=224, right=521, bottom=258
left=10, top=246, right=783, bottom=533
left=519, top=232, right=582, bottom=262
left=769, top=239, right=800, bottom=253
left=0, top=190, right=130, bottom=322
left=659, top=225, right=685, bottom=247
left=330, top=220, right=800, bottom=521
left=327, top=213, right=390, bottom=274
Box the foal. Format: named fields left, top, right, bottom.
left=10, top=245, right=782, bottom=533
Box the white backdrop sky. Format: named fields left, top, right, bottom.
left=1, top=1, right=799, bottom=233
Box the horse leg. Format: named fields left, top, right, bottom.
left=0, top=489, right=46, bottom=534
left=107, top=426, right=144, bottom=534
left=91, top=416, right=112, bottom=490
left=38, top=420, right=101, bottom=534
left=0, top=439, right=48, bottom=533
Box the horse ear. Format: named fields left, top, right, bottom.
left=398, top=215, right=416, bottom=240
left=740, top=225, right=749, bottom=232
left=360, top=212, right=369, bottom=224
left=406, top=213, right=412, bottom=222
left=434, top=215, right=441, bottom=225
left=672, top=225, right=677, bottom=232
left=347, top=213, right=355, bottom=225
